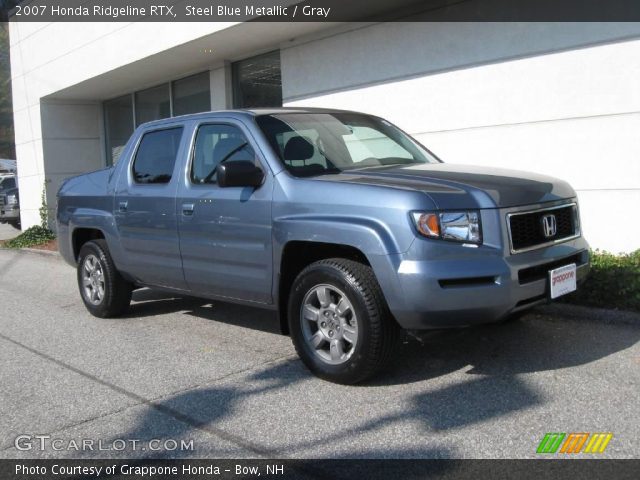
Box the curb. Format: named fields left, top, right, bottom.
left=0, top=246, right=61, bottom=257
left=535, top=303, right=640, bottom=326
left=22, top=247, right=60, bottom=257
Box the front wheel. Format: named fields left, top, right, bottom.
left=288, top=258, right=399, bottom=384
left=77, top=239, right=132, bottom=318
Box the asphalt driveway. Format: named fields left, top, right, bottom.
left=0, top=248, right=638, bottom=459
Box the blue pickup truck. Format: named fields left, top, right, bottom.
left=57, top=108, right=589, bottom=383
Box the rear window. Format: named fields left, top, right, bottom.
left=132, top=127, right=183, bottom=184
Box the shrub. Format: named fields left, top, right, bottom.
left=39, top=181, right=49, bottom=228
left=564, top=249, right=640, bottom=312
left=3, top=225, right=56, bottom=249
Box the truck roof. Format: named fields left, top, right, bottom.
left=140, top=107, right=364, bottom=128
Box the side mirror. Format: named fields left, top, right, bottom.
left=216, top=161, right=264, bottom=188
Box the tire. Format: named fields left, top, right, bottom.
left=8, top=220, right=20, bottom=230
left=77, top=239, right=132, bottom=318
left=288, top=258, right=399, bottom=384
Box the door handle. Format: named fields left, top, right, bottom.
left=182, top=203, right=195, bottom=216
left=118, top=201, right=128, bottom=213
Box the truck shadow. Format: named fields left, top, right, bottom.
left=125, top=288, right=282, bottom=334
left=93, top=295, right=639, bottom=459
left=99, top=360, right=456, bottom=461
left=184, top=303, right=282, bottom=335
left=371, top=311, right=640, bottom=386
left=121, top=288, right=208, bottom=318
left=126, top=289, right=640, bottom=384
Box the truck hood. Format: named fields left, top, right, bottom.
left=314, top=163, right=576, bottom=209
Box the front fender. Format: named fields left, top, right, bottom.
left=272, top=214, right=411, bottom=319
left=273, top=214, right=406, bottom=257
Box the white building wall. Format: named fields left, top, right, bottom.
left=10, top=20, right=640, bottom=253
left=10, top=21, right=238, bottom=227
left=283, top=22, right=640, bottom=253
left=39, top=101, right=105, bottom=224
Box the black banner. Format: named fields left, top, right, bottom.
left=6, top=0, right=640, bottom=22
left=1, top=459, right=639, bottom=480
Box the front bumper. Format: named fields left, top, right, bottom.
left=397, top=245, right=588, bottom=329
left=370, top=208, right=590, bottom=330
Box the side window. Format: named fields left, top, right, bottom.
left=191, top=124, right=256, bottom=184
left=132, top=127, right=183, bottom=184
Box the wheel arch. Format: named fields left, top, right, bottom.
left=72, top=227, right=106, bottom=261
left=276, top=240, right=373, bottom=335
left=61, top=208, right=121, bottom=267
left=272, top=214, right=409, bottom=336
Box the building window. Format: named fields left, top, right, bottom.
left=104, top=94, right=133, bottom=165
left=132, top=127, right=183, bottom=184
left=103, top=70, right=211, bottom=165
left=172, top=72, right=211, bottom=116
left=135, top=84, right=171, bottom=126
left=232, top=50, right=282, bottom=108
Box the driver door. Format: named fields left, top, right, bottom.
left=176, top=120, right=273, bottom=303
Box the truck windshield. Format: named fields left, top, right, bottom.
left=256, top=113, right=439, bottom=177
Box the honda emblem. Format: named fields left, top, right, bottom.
left=541, top=214, right=557, bottom=238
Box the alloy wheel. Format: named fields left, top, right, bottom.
left=300, top=284, right=358, bottom=365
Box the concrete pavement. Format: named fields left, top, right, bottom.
left=0, top=248, right=638, bottom=459
left=0, top=222, right=19, bottom=241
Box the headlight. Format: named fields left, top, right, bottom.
left=411, top=211, right=482, bottom=244
left=6, top=194, right=17, bottom=205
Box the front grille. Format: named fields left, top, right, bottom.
left=508, top=204, right=576, bottom=252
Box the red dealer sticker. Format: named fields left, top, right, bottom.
left=549, top=263, right=577, bottom=299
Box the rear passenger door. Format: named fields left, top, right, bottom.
left=176, top=120, right=273, bottom=303
left=114, top=125, right=188, bottom=290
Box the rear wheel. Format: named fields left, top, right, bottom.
left=288, top=258, right=399, bottom=384
left=77, top=239, right=132, bottom=318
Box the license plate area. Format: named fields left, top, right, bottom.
left=549, top=263, right=577, bottom=299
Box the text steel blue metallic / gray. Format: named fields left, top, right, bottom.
left=57, top=108, right=589, bottom=383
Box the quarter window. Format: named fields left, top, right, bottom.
left=133, top=127, right=183, bottom=184
left=191, top=125, right=256, bottom=184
